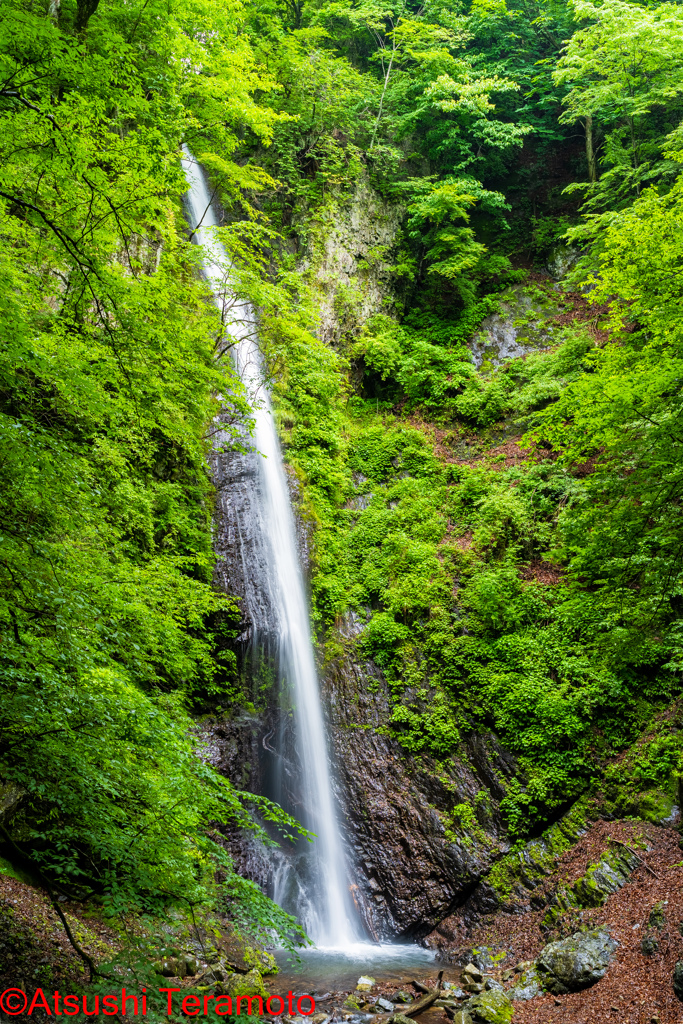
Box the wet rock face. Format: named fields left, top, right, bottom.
left=323, top=632, right=517, bottom=940
left=303, top=176, right=403, bottom=346
left=209, top=411, right=276, bottom=644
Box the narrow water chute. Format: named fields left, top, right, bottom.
left=181, top=147, right=358, bottom=947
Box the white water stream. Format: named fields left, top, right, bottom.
left=182, top=148, right=358, bottom=947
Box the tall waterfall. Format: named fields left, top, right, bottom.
left=182, top=148, right=358, bottom=947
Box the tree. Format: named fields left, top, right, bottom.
left=553, top=0, right=683, bottom=206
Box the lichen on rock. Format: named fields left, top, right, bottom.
left=536, top=928, right=618, bottom=994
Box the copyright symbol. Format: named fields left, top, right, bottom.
left=0, top=989, right=28, bottom=1014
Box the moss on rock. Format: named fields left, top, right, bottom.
left=465, top=987, right=514, bottom=1023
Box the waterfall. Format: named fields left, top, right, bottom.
left=182, top=148, right=358, bottom=947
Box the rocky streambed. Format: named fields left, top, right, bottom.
left=262, top=927, right=619, bottom=1024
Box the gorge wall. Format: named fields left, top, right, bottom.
left=205, top=174, right=525, bottom=943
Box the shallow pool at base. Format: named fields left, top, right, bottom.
left=271, top=942, right=444, bottom=993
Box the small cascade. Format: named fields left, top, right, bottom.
left=182, top=148, right=359, bottom=947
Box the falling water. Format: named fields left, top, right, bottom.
left=182, top=148, right=358, bottom=947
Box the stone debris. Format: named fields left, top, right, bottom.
left=462, top=963, right=483, bottom=982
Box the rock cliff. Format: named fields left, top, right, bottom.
left=323, top=621, right=517, bottom=939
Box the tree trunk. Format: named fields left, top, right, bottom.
left=585, top=114, right=597, bottom=183
left=76, top=0, right=99, bottom=32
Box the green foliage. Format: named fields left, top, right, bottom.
left=8, top=0, right=683, bottom=927
left=554, top=0, right=683, bottom=211
left=0, top=0, right=306, bottom=940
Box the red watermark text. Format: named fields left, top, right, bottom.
left=0, top=988, right=315, bottom=1017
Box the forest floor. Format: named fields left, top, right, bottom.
left=427, top=820, right=683, bottom=1024
left=0, top=870, right=113, bottom=992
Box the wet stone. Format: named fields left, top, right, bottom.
left=463, top=963, right=484, bottom=983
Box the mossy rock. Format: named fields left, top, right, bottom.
left=541, top=844, right=640, bottom=934
left=487, top=799, right=591, bottom=906
left=649, top=901, right=667, bottom=930
left=508, top=967, right=541, bottom=1001
left=636, top=790, right=675, bottom=824
left=537, top=928, right=617, bottom=994
left=222, top=968, right=268, bottom=999
left=244, top=945, right=278, bottom=975
left=466, top=987, right=513, bottom=1023
left=0, top=854, right=35, bottom=886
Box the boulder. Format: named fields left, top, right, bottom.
left=641, top=935, right=659, bottom=956
left=466, top=988, right=514, bottom=1023
left=221, top=968, right=268, bottom=999
left=357, top=977, right=376, bottom=992
left=536, top=928, right=617, bottom=994
left=672, top=961, right=683, bottom=1002
left=389, top=1015, right=413, bottom=1024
